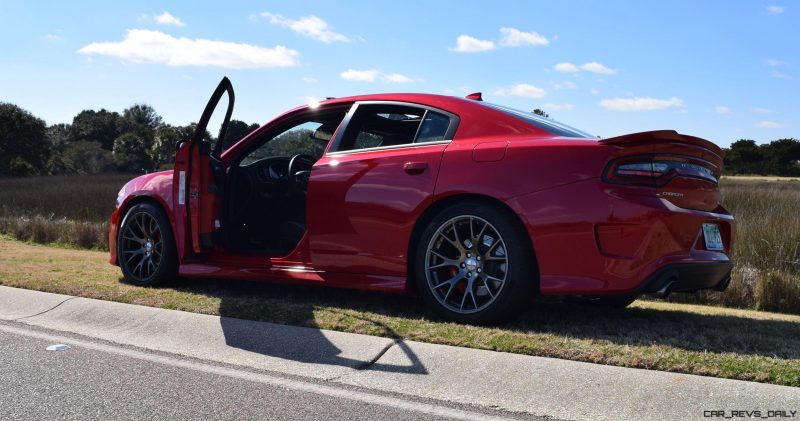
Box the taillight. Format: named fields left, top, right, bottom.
left=603, top=155, right=719, bottom=186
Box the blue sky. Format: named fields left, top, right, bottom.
left=0, top=1, right=796, bottom=147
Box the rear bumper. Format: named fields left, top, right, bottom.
left=633, top=262, right=733, bottom=296
left=507, top=178, right=735, bottom=295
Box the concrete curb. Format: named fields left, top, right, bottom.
left=1, top=286, right=797, bottom=420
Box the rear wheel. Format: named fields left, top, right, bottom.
left=117, top=202, right=177, bottom=286
left=415, top=202, right=536, bottom=323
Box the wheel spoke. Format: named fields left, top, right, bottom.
left=427, top=258, right=459, bottom=270
left=135, top=214, right=147, bottom=237
left=472, top=220, right=487, bottom=242
left=439, top=231, right=461, bottom=251
left=123, top=234, right=145, bottom=244
left=132, top=258, right=144, bottom=277
left=469, top=287, right=478, bottom=309
left=450, top=221, right=462, bottom=249
left=483, top=278, right=495, bottom=299
left=483, top=273, right=505, bottom=284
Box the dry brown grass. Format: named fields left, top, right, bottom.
left=0, top=174, right=127, bottom=250
left=1, top=238, right=798, bottom=387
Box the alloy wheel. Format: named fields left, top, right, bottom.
left=120, top=212, right=164, bottom=282
left=424, top=215, right=509, bottom=314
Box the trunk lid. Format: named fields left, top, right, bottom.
left=600, top=130, right=724, bottom=212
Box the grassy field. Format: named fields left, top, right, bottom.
left=1, top=173, right=798, bottom=314
left=1, top=238, right=798, bottom=387
left=0, top=174, right=130, bottom=250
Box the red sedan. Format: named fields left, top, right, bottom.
left=110, top=77, right=734, bottom=323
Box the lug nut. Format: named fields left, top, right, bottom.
left=467, top=272, right=472, bottom=277
left=476, top=256, right=480, bottom=261
left=460, top=263, right=466, bottom=268
left=477, top=268, right=482, bottom=273
left=466, top=253, right=471, bottom=258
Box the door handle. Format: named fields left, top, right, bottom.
left=403, top=161, right=428, bottom=174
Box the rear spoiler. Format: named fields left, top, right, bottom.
left=599, top=130, right=724, bottom=158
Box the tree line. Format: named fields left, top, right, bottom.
left=1, top=101, right=798, bottom=177
left=0, top=102, right=258, bottom=177
left=723, top=139, right=800, bottom=176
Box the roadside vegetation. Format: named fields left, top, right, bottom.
left=1, top=239, right=798, bottom=387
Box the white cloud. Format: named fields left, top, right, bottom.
left=590, top=88, right=600, bottom=95
left=599, top=97, right=684, bottom=111
left=766, top=5, right=784, bottom=14
left=382, top=73, right=422, bottom=83
left=339, top=70, right=422, bottom=83
left=771, top=70, right=791, bottom=79
left=766, top=59, right=782, bottom=66
left=78, top=29, right=299, bottom=69
left=340, top=69, right=379, bottom=82
left=154, top=12, right=185, bottom=27
left=580, top=61, right=616, bottom=74
left=261, top=12, right=348, bottom=43
left=757, top=121, right=784, bottom=128
left=302, top=77, right=318, bottom=83
left=543, top=103, right=575, bottom=111
left=554, top=62, right=579, bottom=73
left=451, top=35, right=495, bottom=52
left=494, top=83, right=546, bottom=99
left=751, top=107, right=771, bottom=114
left=552, top=81, right=577, bottom=90
left=715, top=106, right=732, bottom=114
left=554, top=61, right=615, bottom=74
left=499, top=27, right=549, bottom=46
left=43, top=33, right=63, bottom=42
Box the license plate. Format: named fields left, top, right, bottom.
left=702, top=223, right=724, bottom=251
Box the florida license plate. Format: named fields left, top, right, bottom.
left=702, top=223, right=724, bottom=251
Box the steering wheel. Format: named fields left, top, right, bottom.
left=287, top=154, right=315, bottom=193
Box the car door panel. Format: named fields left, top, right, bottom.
left=172, top=77, right=234, bottom=256
left=307, top=144, right=447, bottom=276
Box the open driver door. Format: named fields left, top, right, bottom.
left=174, top=77, right=234, bottom=255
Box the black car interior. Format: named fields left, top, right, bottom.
left=222, top=111, right=346, bottom=255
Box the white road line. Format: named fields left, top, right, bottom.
left=0, top=323, right=517, bottom=421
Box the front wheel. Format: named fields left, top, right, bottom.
left=117, top=202, right=177, bottom=286
left=414, top=202, right=536, bottom=324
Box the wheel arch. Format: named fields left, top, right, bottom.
left=113, top=193, right=176, bottom=264
left=407, top=193, right=540, bottom=294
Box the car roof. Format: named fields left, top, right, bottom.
left=307, top=93, right=549, bottom=140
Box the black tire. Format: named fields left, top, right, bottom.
left=117, top=202, right=178, bottom=287
left=414, top=201, right=537, bottom=324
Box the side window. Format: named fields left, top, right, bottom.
left=335, top=104, right=452, bottom=152
left=416, top=111, right=450, bottom=143
left=239, top=112, right=344, bottom=166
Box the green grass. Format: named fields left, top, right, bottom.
left=1, top=238, right=798, bottom=387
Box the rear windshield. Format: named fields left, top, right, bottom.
left=482, top=103, right=596, bottom=139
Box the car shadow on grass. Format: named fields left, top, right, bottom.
left=156, top=276, right=800, bottom=364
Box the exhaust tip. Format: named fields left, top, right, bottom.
left=653, top=278, right=676, bottom=299
left=713, top=275, right=731, bottom=292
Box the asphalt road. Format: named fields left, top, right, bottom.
left=0, top=323, right=540, bottom=421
